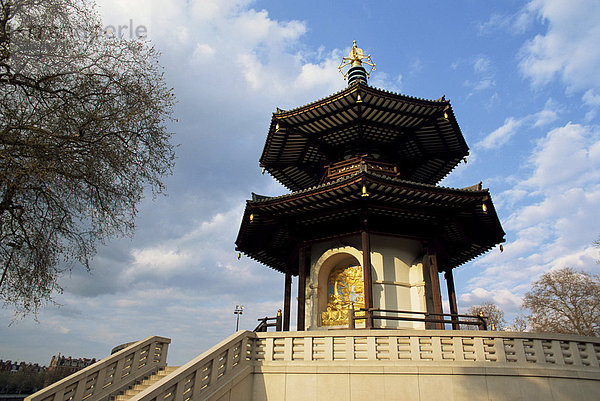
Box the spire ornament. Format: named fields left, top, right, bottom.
left=338, top=40, right=376, bottom=85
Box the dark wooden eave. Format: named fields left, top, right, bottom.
left=235, top=171, right=505, bottom=274
left=259, top=83, right=469, bottom=192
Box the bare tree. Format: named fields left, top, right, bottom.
left=522, top=267, right=600, bottom=336
left=0, top=0, right=175, bottom=315
left=505, top=313, right=528, bottom=332
left=467, top=302, right=506, bottom=330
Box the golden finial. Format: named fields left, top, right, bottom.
left=338, top=40, right=376, bottom=80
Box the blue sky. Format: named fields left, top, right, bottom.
left=2, top=0, right=600, bottom=366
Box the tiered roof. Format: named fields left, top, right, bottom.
left=260, top=83, right=469, bottom=191
left=235, top=170, right=504, bottom=273
left=237, top=64, right=504, bottom=274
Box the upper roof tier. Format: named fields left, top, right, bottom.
left=259, top=82, right=469, bottom=192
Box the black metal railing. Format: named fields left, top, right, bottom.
left=253, top=309, right=283, bottom=332
left=349, top=308, right=488, bottom=330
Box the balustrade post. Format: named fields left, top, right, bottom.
left=513, top=338, right=527, bottom=363
left=173, top=380, right=185, bottom=401
left=304, top=337, right=313, bottom=361
left=113, top=358, right=125, bottom=385
left=72, top=380, right=85, bottom=401
left=209, top=356, right=220, bottom=385
left=51, top=389, right=64, bottom=401
left=131, top=349, right=142, bottom=375
left=550, top=340, right=565, bottom=366
left=569, top=341, right=583, bottom=366
left=191, top=364, right=205, bottom=399
left=532, top=338, right=545, bottom=364
left=586, top=342, right=599, bottom=367
left=94, top=369, right=106, bottom=397
left=453, top=336, right=466, bottom=362
left=493, top=337, right=506, bottom=363
left=158, top=341, right=169, bottom=366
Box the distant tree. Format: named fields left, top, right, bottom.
left=0, top=367, right=45, bottom=394
left=505, top=313, right=528, bottom=332
left=467, top=302, right=506, bottom=330
left=0, top=0, right=175, bottom=315
left=522, top=267, right=600, bottom=336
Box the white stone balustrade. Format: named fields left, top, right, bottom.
left=250, top=329, right=600, bottom=367
left=27, top=331, right=600, bottom=401
left=25, top=336, right=170, bottom=401
left=127, top=330, right=599, bottom=401
left=128, top=331, right=251, bottom=401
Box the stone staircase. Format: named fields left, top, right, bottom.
left=114, top=366, right=180, bottom=401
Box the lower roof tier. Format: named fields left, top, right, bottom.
left=235, top=171, right=505, bottom=274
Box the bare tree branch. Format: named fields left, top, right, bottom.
left=0, top=0, right=176, bottom=316
left=522, top=267, right=600, bottom=337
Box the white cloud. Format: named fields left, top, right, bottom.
left=518, top=0, right=600, bottom=92
left=479, top=13, right=508, bottom=33
left=463, top=55, right=496, bottom=98
left=531, top=99, right=560, bottom=127
left=193, top=43, right=215, bottom=57
left=459, top=288, right=522, bottom=312
left=130, top=248, right=192, bottom=274
left=583, top=89, right=600, bottom=121
left=521, top=123, right=600, bottom=191
left=478, top=7, right=536, bottom=35
left=477, top=100, right=562, bottom=150
left=583, top=89, right=600, bottom=107
left=463, top=122, right=600, bottom=316
left=473, top=56, right=492, bottom=74
left=477, top=117, right=523, bottom=149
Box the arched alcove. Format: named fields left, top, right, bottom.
left=309, top=250, right=364, bottom=328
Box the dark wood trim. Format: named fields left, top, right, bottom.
left=297, top=245, right=308, bottom=331
left=428, top=249, right=444, bottom=330
left=361, top=230, right=373, bottom=328
left=283, top=269, right=292, bottom=331
left=276, top=90, right=445, bottom=131
left=445, top=270, right=459, bottom=330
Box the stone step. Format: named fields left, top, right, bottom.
left=114, top=367, right=180, bottom=401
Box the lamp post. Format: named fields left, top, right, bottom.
left=234, top=305, right=244, bottom=331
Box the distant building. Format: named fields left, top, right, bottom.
left=0, top=360, right=47, bottom=374
left=45, top=355, right=95, bottom=386
left=48, top=354, right=96, bottom=376
left=0, top=360, right=48, bottom=401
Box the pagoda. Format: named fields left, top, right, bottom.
left=25, top=44, right=598, bottom=401
left=236, top=41, right=505, bottom=331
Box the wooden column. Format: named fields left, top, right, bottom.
left=283, top=269, right=292, bottom=331
left=361, top=230, right=373, bottom=328
left=428, top=250, right=444, bottom=329
left=297, top=245, right=307, bottom=331
left=445, top=270, right=459, bottom=330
